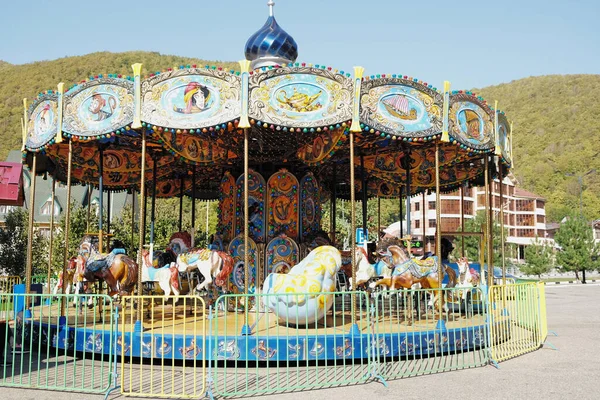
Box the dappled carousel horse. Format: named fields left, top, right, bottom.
left=175, top=248, right=234, bottom=294
left=262, top=245, right=342, bottom=325
left=370, top=242, right=457, bottom=315
left=141, top=249, right=180, bottom=299
left=77, top=236, right=138, bottom=297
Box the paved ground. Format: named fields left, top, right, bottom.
left=3, top=284, right=599, bottom=400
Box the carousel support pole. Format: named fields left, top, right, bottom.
left=150, top=154, right=157, bottom=258
left=130, top=190, right=136, bottom=255
left=106, top=191, right=112, bottom=240
left=360, top=155, right=368, bottom=243
left=178, top=176, right=184, bottom=232
left=136, top=129, right=147, bottom=327
left=422, top=192, right=426, bottom=256
left=25, top=153, right=37, bottom=313
left=377, top=196, right=381, bottom=241
left=331, top=165, right=337, bottom=245
left=206, top=202, right=210, bottom=241
left=191, top=165, right=196, bottom=245
left=499, top=163, right=506, bottom=284
left=142, top=183, right=148, bottom=245
left=241, top=127, right=251, bottom=335
left=98, top=148, right=104, bottom=253
left=460, top=185, right=465, bottom=257
left=399, top=188, right=403, bottom=238
left=434, top=140, right=445, bottom=327
left=404, top=150, right=412, bottom=237
left=349, top=130, right=358, bottom=331
left=348, top=66, right=364, bottom=336
left=86, top=185, right=92, bottom=232
left=47, top=178, right=56, bottom=297
left=484, top=156, right=493, bottom=288
left=61, top=140, right=73, bottom=319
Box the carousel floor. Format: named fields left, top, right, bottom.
left=27, top=297, right=490, bottom=337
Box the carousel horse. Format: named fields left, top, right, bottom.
left=455, top=257, right=480, bottom=300
left=53, top=257, right=77, bottom=295
left=349, top=246, right=394, bottom=289
left=175, top=248, right=234, bottom=293
left=370, top=243, right=457, bottom=315
left=262, top=245, right=342, bottom=325
left=78, top=236, right=139, bottom=297
left=141, top=249, right=181, bottom=300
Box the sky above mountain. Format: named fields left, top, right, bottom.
left=1, top=0, right=598, bottom=89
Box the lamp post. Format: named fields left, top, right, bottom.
left=565, top=168, right=596, bottom=284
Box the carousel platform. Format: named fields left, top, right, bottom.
left=24, top=295, right=504, bottom=362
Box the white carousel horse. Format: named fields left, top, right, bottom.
left=175, top=248, right=234, bottom=293
left=262, top=245, right=342, bottom=325
left=350, top=247, right=394, bottom=289
left=141, top=249, right=181, bottom=300
left=455, top=257, right=480, bottom=300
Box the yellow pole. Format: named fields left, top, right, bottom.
left=484, top=156, right=494, bottom=287
left=499, top=163, right=506, bottom=284
left=244, top=128, right=249, bottom=298
left=460, top=185, right=465, bottom=257
left=435, top=141, right=443, bottom=318
left=21, top=98, right=28, bottom=151
left=350, top=66, right=364, bottom=329
left=137, top=129, right=147, bottom=321
left=47, top=178, right=56, bottom=292
left=61, top=140, right=73, bottom=316
left=25, top=154, right=37, bottom=297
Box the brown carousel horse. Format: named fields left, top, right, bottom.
left=77, top=235, right=138, bottom=297
left=370, top=239, right=457, bottom=317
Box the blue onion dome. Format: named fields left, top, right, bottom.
left=245, top=1, right=298, bottom=69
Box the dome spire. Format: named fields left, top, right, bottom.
left=244, top=0, right=298, bottom=69
left=268, top=0, right=275, bottom=17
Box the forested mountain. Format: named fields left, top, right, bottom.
left=1, top=52, right=598, bottom=222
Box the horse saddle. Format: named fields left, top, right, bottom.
left=394, top=256, right=438, bottom=279
left=86, top=249, right=125, bottom=273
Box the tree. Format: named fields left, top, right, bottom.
left=554, top=216, right=600, bottom=281
left=520, top=236, right=554, bottom=279
left=0, top=208, right=47, bottom=279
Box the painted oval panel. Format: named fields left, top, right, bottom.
left=448, top=93, right=494, bottom=150
left=249, top=67, right=353, bottom=128
left=141, top=69, right=240, bottom=129
left=498, top=113, right=511, bottom=164
left=63, top=79, right=134, bottom=137
left=26, top=96, right=58, bottom=149
left=360, top=78, right=443, bottom=138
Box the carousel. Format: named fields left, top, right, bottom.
left=19, top=1, right=513, bottom=363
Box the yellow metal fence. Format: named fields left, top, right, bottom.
left=119, top=296, right=207, bottom=399
left=487, top=283, right=544, bottom=363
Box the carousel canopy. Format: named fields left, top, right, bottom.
left=21, top=3, right=512, bottom=200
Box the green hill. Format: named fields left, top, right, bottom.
left=1, top=52, right=598, bottom=222
left=477, top=75, right=600, bottom=222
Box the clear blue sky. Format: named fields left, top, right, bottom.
left=1, top=0, right=598, bottom=89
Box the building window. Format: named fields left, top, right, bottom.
left=516, top=199, right=533, bottom=212
left=0, top=205, right=16, bottom=214
left=517, top=214, right=534, bottom=226
left=537, top=215, right=545, bottom=224
left=441, top=200, right=460, bottom=214
left=536, top=200, right=545, bottom=209
left=415, top=202, right=420, bottom=212
left=429, top=219, right=436, bottom=228
left=40, top=198, right=61, bottom=216
left=428, top=201, right=436, bottom=210
left=441, top=218, right=460, bottom=232
left=415, top=219, right=421, bottom=229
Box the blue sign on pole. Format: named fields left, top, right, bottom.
left=356, top=228, right=368, bottom=244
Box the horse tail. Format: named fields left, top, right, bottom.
left=214, top=251, right=234, bottom=287
left=445, top=264, right=457, bottom=289
left=122, top=256, right=139, bottom=294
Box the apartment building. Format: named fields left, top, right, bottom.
left=408, top=174, right=548, bottom=261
